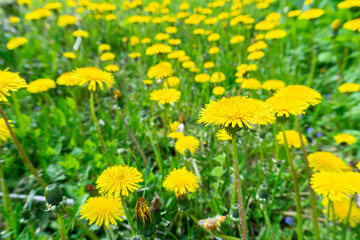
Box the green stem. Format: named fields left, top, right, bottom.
left=307, top=21, right=316, bottom=86
left=0, top=105, right=47, bottom=188
left=294, top=117, right=320, bottom=240
left=72, top=89, right=84, bottom=139
left=64, top=209, right=99, bottom=240
left=57, top=212, right=67, bottom=240
left=332, top=200, right=337, bottom=239
left=327, top=200, right=331, bottom=239
left=231, top=134, right=248, bottom=240
left=104, top=227, right=116, bottom=240
left=120, top=195, right=136, bottom=235
left=90, top=92, right=106, bottom=151
left=281, top=123, right=303, bottom=240
left=164, top=104, right=169, bottom=139
left=261, top=205, right=276, bottom=240
left=343, top=198, right=353, bottom=240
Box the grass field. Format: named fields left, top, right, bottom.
left=1, top=0, right=360, bottom=239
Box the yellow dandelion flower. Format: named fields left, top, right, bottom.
left=0, top=69, right=27, bottom=102
left=210, top=72, right=225, bottom=83
left=298, top=9, right=325, bottom=20
left=7, top=37, right=27, bottom=50
left=146, top=44, right=172, bottom=55
left=247, top=50, right=265, bottom=60
left=216, top=129, right=232, bottom=141
left=105, top=64, right=119, bottom=72
left=334, top=133, right=357, bottom=145
left=155, top=33, right=170, bottom=41
left=311, top=172, right=355, bottom=201
left=230, top=35, right=245, bottom=44
left=308, top=151, right=351, bottom=172
left=164, top=76, right=180, bottom=87
left=0, top=118, right=12, bottom=142
left=265, top=29, right=287, bottom=40
left=274, top=85, right=322, bottom=107
left=168, top=50, right=186, bottom=59
left=247, top=41, right=267, bottom=52
left=100, top=52, right=115, bottom=61
left=168, top=132, right=185, bottom=139
left=73, top=67, right=114, bottom=91
left=175, top=136, right=200, bottom=155
left=241, top=78, right=261, bottom=90
left=262, top=80, right=285, bottom=91
left=166, top=26, right=177, bottom=34
left=63, top=52, right=76, bottom=59
left=322, top=198, right=360, bottom=227
left=27, top=79, right=56, bottom=93
left=266, top=95, right=308, bottom=117
left=199, top=215, right=226, bottom=231
left=209, top=46, right=220, bottom=55
left=288, top=10, right=302, bottom=18
left=195, top=73, right=210, bottom=83
left=96, top=165, right=143, bottom=197
left=163, top=167, right=199, bottom=196
left=213, top=86, right=225, bottom=96
left=343, top=18, right=360, bottom=31
left=135, top=197, right=152, bottom=223
left=276, top=130, right=307, bottom=148
left=57, top=72, right=79, bottom=86
left=338, top=83, right=360, bottom=93
left=204, top=61, right=215, bottom=69
left=147, top=62, right=174, bottom=79
left=98, top=44, right=111, bottom=51
left=9, top=16, right=20, bottom=24
left=170, top=121, right=180, bottom=132
left=80, top=196, right=124, bottom=229
left=142, top=80, right=153, bottom=85
left=150, top=88, right=181, bottom=105
left=198, top=96, right=275, bottom=129
left=72, top=30, right=89, bottom=38
left=57, top=15, right=76, bottom=27
left=182, top=61, right=195, bottom=69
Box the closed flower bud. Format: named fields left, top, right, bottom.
left=257, top=183, right=270, bottom=203
left=177, top=193, right=191, bottom=211
left=135, top=197, right=156, bottom=237
left=151, top=197, right=161, bottom=224
left=45, top=184, right=63, bottom=206
left=184, top=149, right=192, bottom=159
left=230, top=204, right=239, bottom=220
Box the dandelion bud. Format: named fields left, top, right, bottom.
left=331, top=19, right=340, bottom=31
left=257, top=183, right=270, bottom=203
left=114, top=89, right=122, bottom=100
left=151, top=197, right=161, bottom=224
left=135, top=197, right=156, bottom=237
left=177, top=193, right=191, bottom=211
left=86, top=183, right=99, bottom=197
left=184, top=149, right=192, bottom=159
left=230, top=204, right=239, bottom=221
left=45, top=184, right=63, bottom=206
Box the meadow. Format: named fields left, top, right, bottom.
left=1, top=0, right=360, bottom=239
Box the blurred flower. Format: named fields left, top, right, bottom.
left=166, top=26, right=177, bottom=34
left=163, top=167, right=199, bottom=196
left=195, top=73, right=210, bottom=83
left=284, top=216, right=294, bottom=226
left=146, top=44, right=172, bottom=55
left=142, top=80, right=153, bottom=85
left=343, top=18, right=360, bottom=31
left=56, top=72, right=79, bottom=86
left=63, top=52, right=76, bottom=59
left=322, top=198, right=360, bottom=227
left=175, top=136, right=200, bottom=154
left=265, top=29, right=287, bottom=40
left=0, top=69, right=27, bottom=102
left=308, top=151, right=351, bottom=172
left=276, top=130, right=307, bottom=148
left=73, top=67, right=114, bottom=91
left=198, top=96, right=275, bottom=129
left=6, top=37, right=27, bottom=50
left=80, top=196, right=124, bottom=228
left=25, top=8, right=52, bottom=20
left=262, top=80, right=285, bottom=91
left=216, top=129, right=232, bottom=141
left=164, top=76, right=180, bottom=87
left=27, top=79, right=56, bottom=93
left=0, top=118, right=12, bottom=142
left=199, top=215, right=226, bottom=231
left=338, top=83, right=360, bottom=93
left=100, top=52, right=115, bottom=61
left=96, top=165, right=143, bottom=196
left=210, top=72, right=225, bottom=83
left=288, top=10, right=302, bottom=18
left=274, top=85, right=321, bottom=107
left=204, top=61, right=215, bottom=69
left=147, top=62, right=173, bottom=79
left=332, top=19, right=341, bottom=31
left=57, top=15, right=76, bottom=27
left=72, top=30, right=89, bottom=38
left=334, top=133, right=357, bottom=145
left=241, top=78, right=261, bottom=90
left=168, top=132, right=185, bottom=139
left=168, top=50, right=186, bottom=59
left=170, top=121, right=180, bottom=132
left=311, top=171, right=355, bottom=201
left=44, top=2, right=62, bottom=10
left=247, top=50, right=265, bottom=60
left=150, top=88, right=181, bottom=104
left=98, top=44, right=111, bottom=51
left=230, top=35, right=245, bottom=44
left=9, top=16, right=20, bottom=24
left=298, top=9, right=325, bottom=20
left=105, top=64, right=119, bottom=72
left=213, top=86, right=225, bottom=96
left=266, top=95, right=307, bottom=117
left=209, top=46, right=220, bottom=54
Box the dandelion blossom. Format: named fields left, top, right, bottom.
left=276, top=130, right=307, bottom=148
left=73, top=67, right=114, bottom=91
left=57, top=72, right=79, bottom=86
left=163, top=167, right=199, bottom=196
left=262, top=80, right=285, bottom=91
left=6, top=37, right=27, bottom=50
left=80, top=196, right=124, bottom=228
left=266, top=95, right=308, bottom=117
left=308, top=151, right=351, bottom=172
left=0, top=69, right=27, bottom=102
left=298, top=9, right=325, bottom=20
left=150, top=88, right=181, bottom=105
left=338, top=83, right=360, bottom=93
left=0, top=118, right=12, bottom=142
left=27, top=79, right=56, bottom=93
left=334, top=133, right=357, bottom=145
left=274, top=85, right=322, bottom=107
left=96, top=165, right=143, bottom=197
left=147, top=62, right=174, bottom=79
left=216, top=129, right=232, bottom=141
left=198, top=96, right=275, bottom=129
left=311, top=171, right=355, bottom=201
left=175, top=136, right=200, bottom=155
left=322, top=198, right=360, bottom=227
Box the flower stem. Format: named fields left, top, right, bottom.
left=90, top=92, right=106, bottom=151
left=343, top=197, right=353, bottom=240
left=163, top=104, right=169, bottom=139
left=261, top=205, right=276, bottom=240
left=120, top=194, right=136, bottom=235
left=231, top=134, right=248, bottom=240
left=64, top=208, right=99, bottom=240
left=0, top=105, right=47, bottom=188
left=57, top=212, right=67, bottom=240
left=332, top=200, right=337, bottom=239
left=281, top=123, right=303, bottom=240
left=294, top=116, right=320, bottom=240
left=72, top=88, right=84, bottom=139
